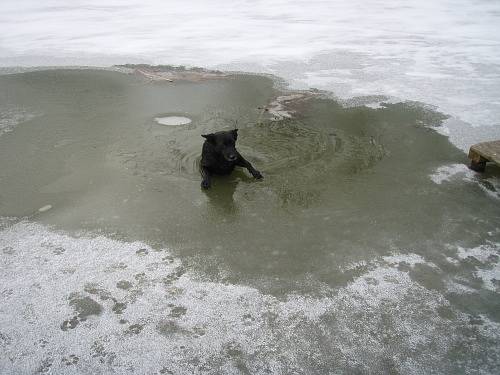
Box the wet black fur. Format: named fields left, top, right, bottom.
left=200, top=129, right=262, bottom=189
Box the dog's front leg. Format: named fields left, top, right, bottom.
left=200, top=166, right=212, bottom=189
left=237, top=155, right=263, bottom=179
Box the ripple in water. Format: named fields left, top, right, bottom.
left=113, top=110, right=385, bottom=195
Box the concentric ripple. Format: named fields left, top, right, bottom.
left=112, top=113, right=386, bottom=188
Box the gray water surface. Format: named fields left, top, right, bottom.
left=1, top=69, right=499, bottom=374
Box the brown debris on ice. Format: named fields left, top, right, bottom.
left=117, top=64, right=227, bottom=83
left=261, top=92, right=319, bottom=121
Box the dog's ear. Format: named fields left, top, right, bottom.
left=201, top=133, right=216, bottom=144
left=232, top=128, right=238, bottom=141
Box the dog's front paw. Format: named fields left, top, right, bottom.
left=252, top=170, right=263, bottom=179
left=201, top=179, right=211, bottom=189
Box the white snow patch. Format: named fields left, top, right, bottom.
left=430, top=163, right=500, bottom=200
left=430, top=163, right=476, bottom=184
left=38, top=205, right=52, bottom=213
left=382, top=253, right=429, bottom=268
left=456, top=243, right=500, bottom=292
left=2, top=221, right=498, bottom=373
left=155, top=116, right=192, bottom=126
left=0, top=105, right=40, bottom=136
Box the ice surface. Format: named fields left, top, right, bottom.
left=155, top=116, right=192, bottom=126
left=38, top=205, right=53, bottom=213
left=1, top=2, right=500, bottom=372
left=1, top=0, right=500, bottom=148
left=1, top=221, right=500, bottom=373
left=430, top=163, right=477, bottom=185
left=456, top=244, right=500, bottom=292
left=0, top=104, right=40, bottom=136
left=430, top=163, right=500, bottom=199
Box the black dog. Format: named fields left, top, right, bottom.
left=200, top=129, right=262, bottom=189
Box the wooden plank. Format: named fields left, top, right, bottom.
left=468, top=140, right=500, bottom=171
left=470, top=140, right=500, bottom=165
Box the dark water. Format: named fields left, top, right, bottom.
left=1, top=69, right=499, bottom=374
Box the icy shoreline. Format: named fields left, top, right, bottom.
left=2, top=0, right=500, bottom=150
left=2, top=220, right=499, bottom=374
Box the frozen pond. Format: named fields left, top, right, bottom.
left=0, top=69, right=499, bottom=374
left=1, top=0, right=500, bottom=148
left=1, top=0, right=500, bottom=373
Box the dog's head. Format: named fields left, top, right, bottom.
left=202, top=129, right=239, bottom=162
